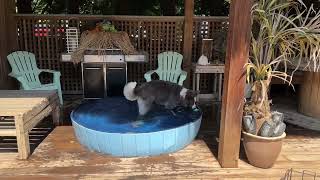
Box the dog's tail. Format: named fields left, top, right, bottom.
left=123, top=82, right=138, bottom=101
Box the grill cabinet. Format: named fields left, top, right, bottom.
left=82, top=49, right=127, bottom=99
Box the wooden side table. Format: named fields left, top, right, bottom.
left=192, top=63, right=225, bottom=102
left=0, top=90, right=60, bottom=159
left=192, top=64, right=225, bottom=127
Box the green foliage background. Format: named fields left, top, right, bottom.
left=18, top=0, right=230, bottom=16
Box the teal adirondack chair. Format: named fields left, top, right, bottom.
left=144, top=51, right=187, bottom=85
left=7, top=51, right=63, bottom=105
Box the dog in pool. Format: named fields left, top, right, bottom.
left=123, top=80, right=199, bottom=118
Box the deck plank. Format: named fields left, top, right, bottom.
left=0, top=126, right=318, bottom=179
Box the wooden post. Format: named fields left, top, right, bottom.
left=183, top=0, right=194, bottom=88
left=0, top=0, right=17, bottom=89
left=218, top=0, right=253, bottom=168
left=298, top=71, right=320, bottom=119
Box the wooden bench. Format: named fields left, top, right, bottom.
left=0, top=90, right=60, bottom=159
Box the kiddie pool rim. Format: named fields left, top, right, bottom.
left=70, top=109, right=202, bottom=157
left=70, top=106, right=202, bottom=134
left=70, top=113, right=202, bottom=135
left=70, top=97, right=203, bottom=157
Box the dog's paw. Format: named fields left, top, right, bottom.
left=131, top=120, right=144, bottom=128
left=192, top=108, right=200, bottom=112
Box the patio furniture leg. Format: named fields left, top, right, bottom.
left=193, top=72, right=196, bottom=91
left=213, top=74, right=217, bottom=99
left=52, top=105, right=61, bottom=126
left=218, top=74, right=223, bottom=101
left=15, top=115, right=30, bottom=159
left=16, top=131, right=30, bottom=159
left=196, top=73, right=200, bottom=101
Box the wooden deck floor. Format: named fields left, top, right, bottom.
left=0, top=125, right=319, bottom=179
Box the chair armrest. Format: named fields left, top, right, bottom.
left=178, top=70, right=188, bottom=86
left=8, top=72, right=24, bottom=80
left=8, top=72, right=18, bottom=78
left=144, top=70, right=157, bottom=82
left=40, top=69, right=61, bottom=76
left=8, top=73, right=31, bottom=89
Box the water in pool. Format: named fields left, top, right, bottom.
left=71, top=97, right=202, bottom=133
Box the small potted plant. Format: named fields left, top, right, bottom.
left=242, top=0, right=320, bottom=169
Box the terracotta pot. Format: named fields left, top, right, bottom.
left=242, top=131, right=286, bottom=169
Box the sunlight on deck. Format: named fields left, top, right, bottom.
left=0, top=126, right=319, bottom=179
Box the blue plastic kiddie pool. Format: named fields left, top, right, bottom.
left=71, top=97, right=202, bottom=157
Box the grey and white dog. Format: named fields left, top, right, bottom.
left=123, top=80, right=199, bottom=116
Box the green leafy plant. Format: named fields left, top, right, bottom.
left=244, top=0, right=320, bottom=130
left=101, top=23, right=117, bottom=32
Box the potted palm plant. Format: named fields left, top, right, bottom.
left=242, top=0, right=320, bottom=169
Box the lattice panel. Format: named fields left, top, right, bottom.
left=15, top=15, right=228, bottom=94
left=193, top=17, right=228, bottom=93
left=16, top=17, right=81, bottom=93
left=192, top=17, right=228, bottom=63
left=110, top=19, right=184, bottom=83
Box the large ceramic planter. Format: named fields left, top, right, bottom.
left=242, top=131, right=286, bottom=169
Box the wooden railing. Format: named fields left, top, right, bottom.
left=14, top=14, right=228, bottom=94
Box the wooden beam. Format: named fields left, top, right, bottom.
left=7, top=1, right=18, bottom=52
left=0, top=0, right=9, bottom=86
left=218, top=0, right=253, bottom=168
left=0, top=0, right=17, bottom=89
left=183, top=0, right=194, bottom=88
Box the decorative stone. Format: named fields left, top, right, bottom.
left=243, top=115, right=256, bottom=134
left=272, top=122, right=286, bottom=137
left=272, top=111, right=283, bottom=125
left=259, top=121, right=274, bottom=137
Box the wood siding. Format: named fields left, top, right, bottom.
left=0, top=0, right=17, bottom=89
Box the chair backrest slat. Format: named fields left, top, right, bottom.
left=157, top=51, right=183, bottom=83
left=7, top=51, right=41, bottom=89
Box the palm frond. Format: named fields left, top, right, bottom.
left=248, top=0, right=320, bottom=87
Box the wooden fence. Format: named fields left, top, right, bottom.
left=14, top=14, right=228, bottom=94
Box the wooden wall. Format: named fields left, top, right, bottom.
left=0, top=0, right=17, bottom=89
left=14, top=14, right=228, bottom=94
